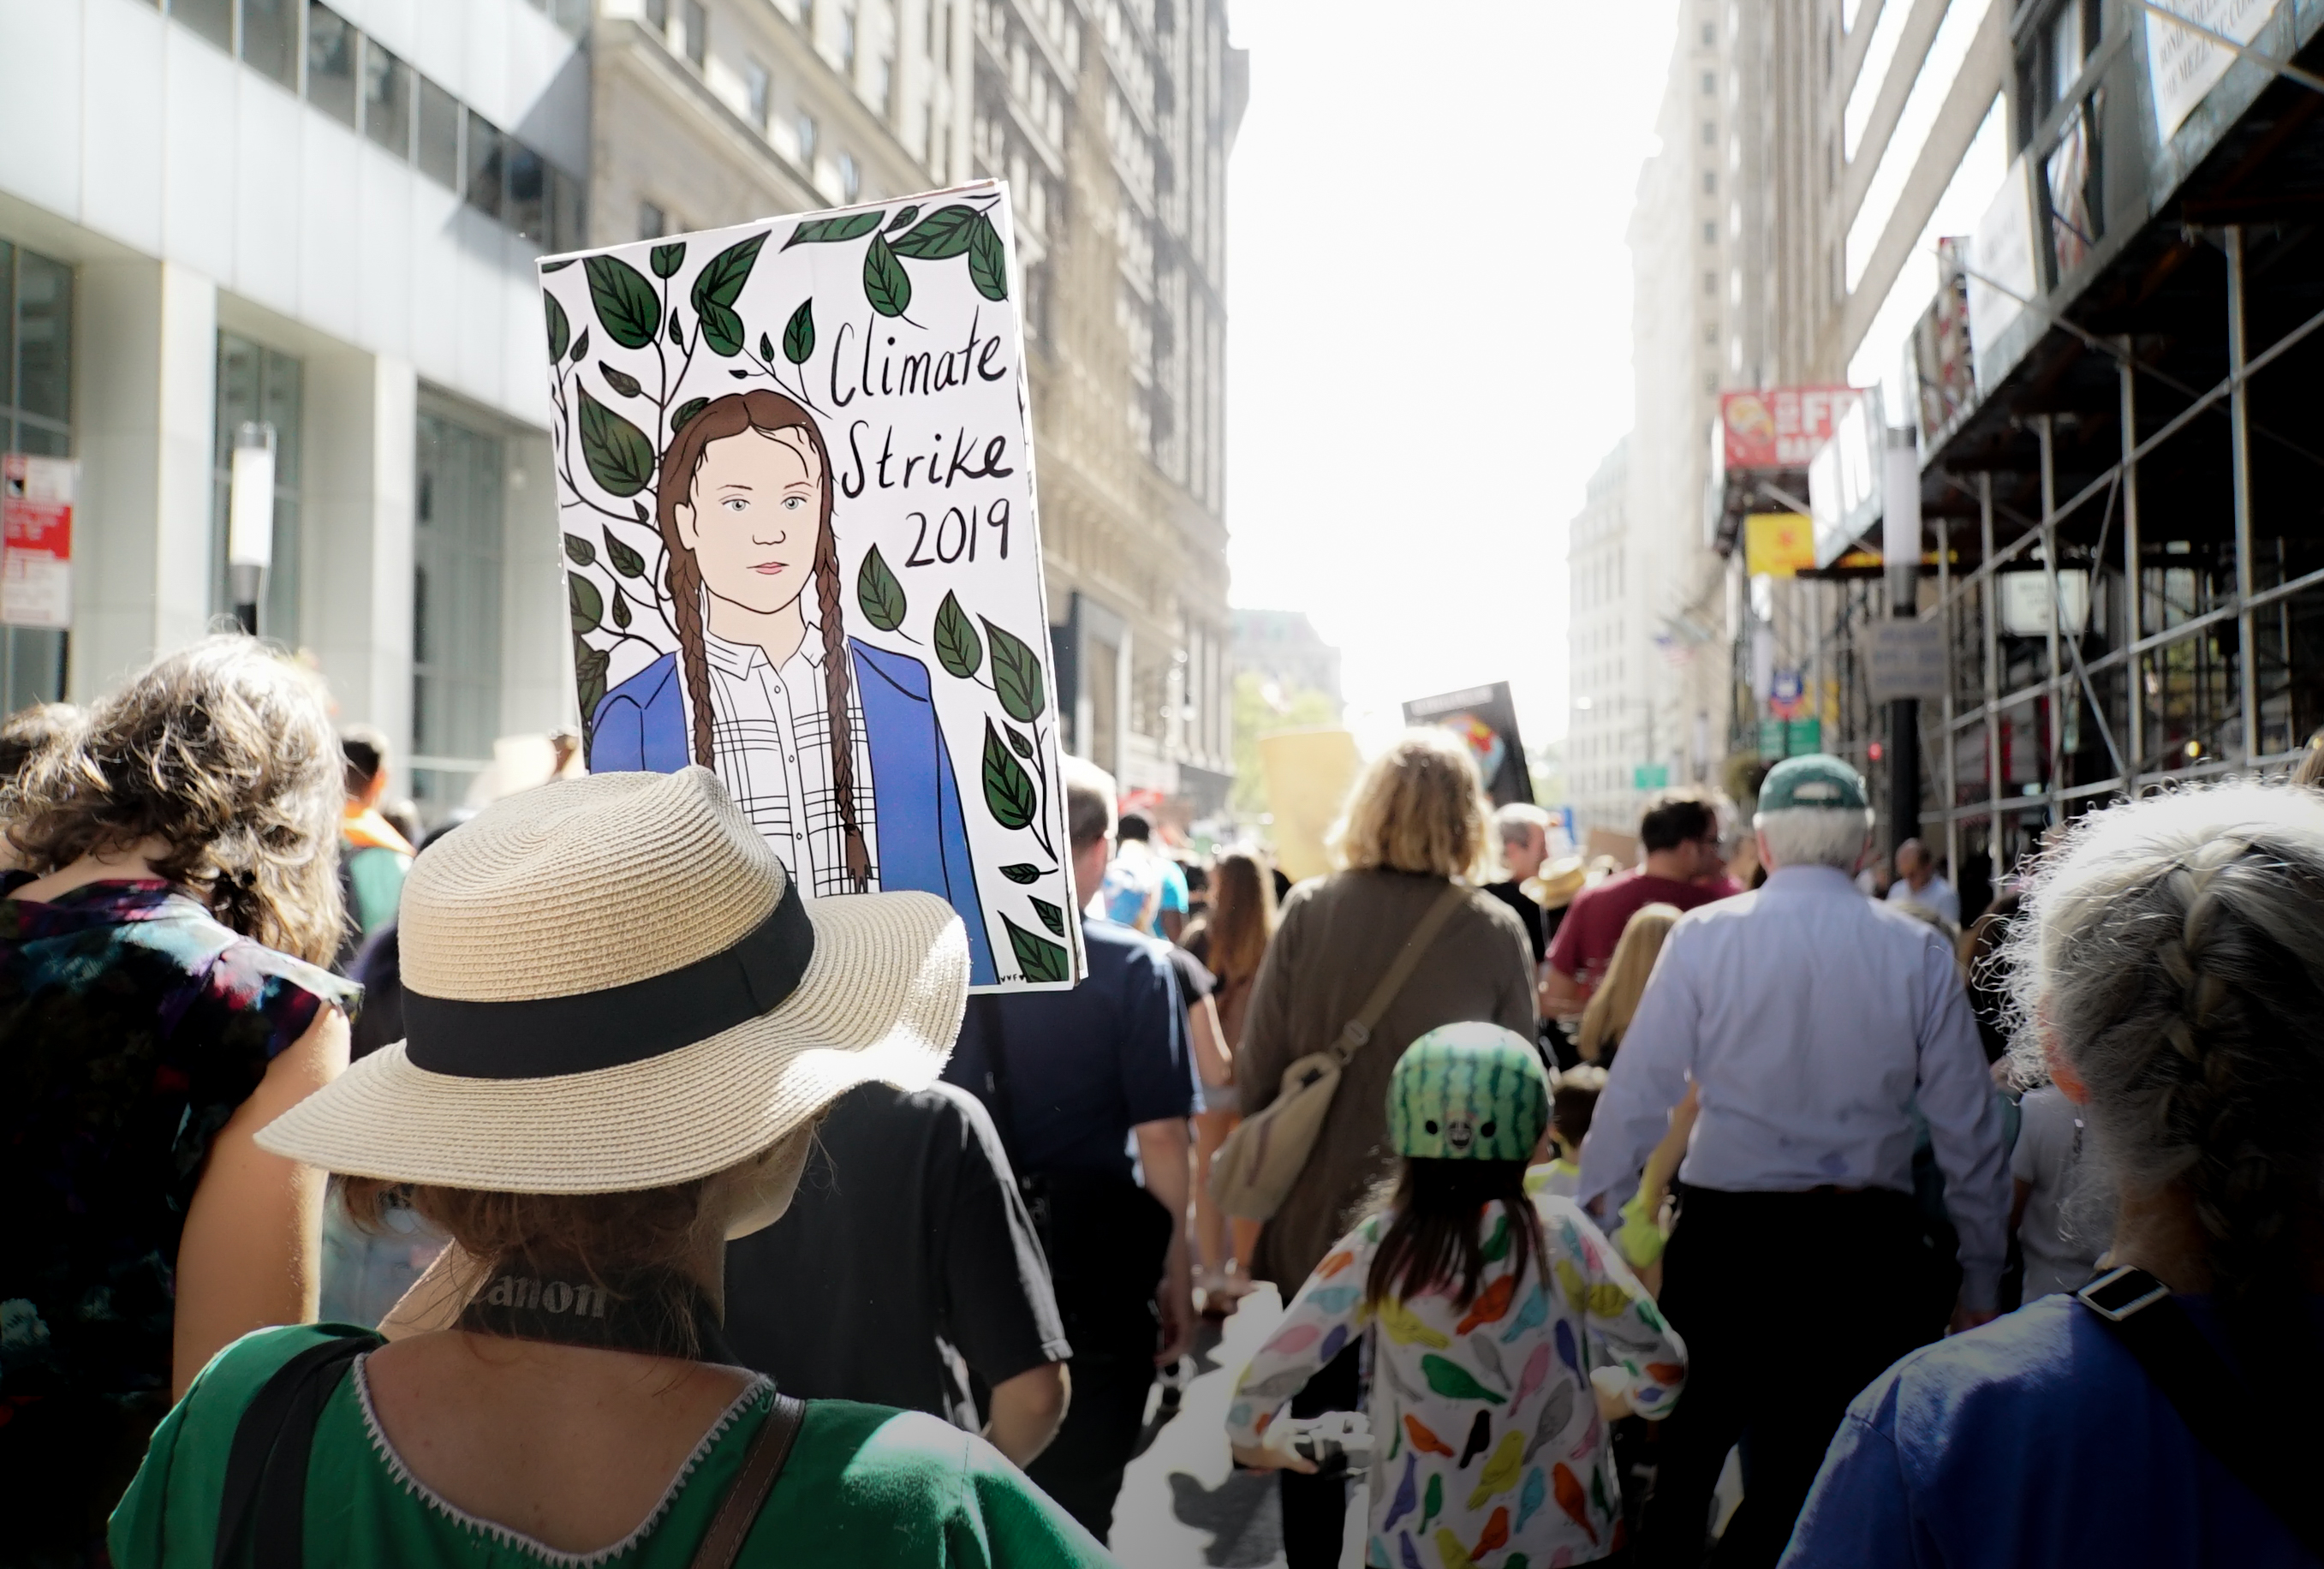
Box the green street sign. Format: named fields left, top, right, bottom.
left=1632, top=763, right=1670, bottom=790
left=1787, top=717, right=1823, bottom=756
left=1758, top=718, right=1785, bottom=759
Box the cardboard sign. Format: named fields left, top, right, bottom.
left=539, top=183, right=1080, bottom=990
left=1402, top=682, right=1533, bottom=806
left=2, top=456, right=75, bottom=630
left=1254, top=727, right=1363, bottom=885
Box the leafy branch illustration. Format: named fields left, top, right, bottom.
left=853, top=550, right=1068, bottom=983
left=543, top=229, right=772, bottom=725
left=784, top=200, right=1011, bottom=326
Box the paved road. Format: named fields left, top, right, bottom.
left=1109, top=1286, right=1367, bottom=1569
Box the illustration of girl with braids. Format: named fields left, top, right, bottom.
left=588, top=390, right=995, bottom=984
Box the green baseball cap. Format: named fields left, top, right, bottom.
left=1758, top=753, right=1869, bottom=813
left=1387, top=1022, right=1550, bottom=1161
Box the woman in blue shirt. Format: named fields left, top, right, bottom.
left=1782, top=779, right=2324, bottom=1567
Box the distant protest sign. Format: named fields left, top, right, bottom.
left=1403, top=683, right=1534, bottom=806
left=539, top=182, right=1079, bottom=990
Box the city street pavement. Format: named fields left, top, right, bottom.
left=1109, top=1285, right=1367, bottom=1569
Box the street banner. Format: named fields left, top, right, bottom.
left=1744, top=512, right=1815, bottom=578
left=1255, top=727, right=1363, bottom=885
left=2, top=456, right=74, bottom=630
left=538, top=182, right=1079, bottom=990
left=2145, top=0, right=2281, bottom=140
left=1402, top=682, right=1533, bottom=806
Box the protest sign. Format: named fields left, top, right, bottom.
left=539, top=182, right=1078, bottom=990
left=1402, top=682, right=1533, bottom=806
left=1255, top=727, right=1362, bottom=884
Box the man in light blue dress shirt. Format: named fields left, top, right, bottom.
left=1578, top=755, right=2007, bottom=1569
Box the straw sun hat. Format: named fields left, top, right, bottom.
left=258, top=766, right=969, bottom=1192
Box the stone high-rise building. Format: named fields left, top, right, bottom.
left=974, top=0, right=1245, bottom=814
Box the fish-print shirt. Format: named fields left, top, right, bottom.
left=1226, top=1192, right=1685, bottom=1569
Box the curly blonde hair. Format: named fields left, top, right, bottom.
left=1330, top=729, right=1491, bottom=881
left=9, top=636, right=345, bottom=965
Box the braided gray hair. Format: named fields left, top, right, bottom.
left=2002, top=780, right=2324, bottom=1337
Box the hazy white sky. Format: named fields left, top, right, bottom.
left=1223, top=1, right=1679, bottom=751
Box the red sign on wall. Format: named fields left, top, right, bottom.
left=3, top=455, right=76, bottom=630
left=1720, top=386, right=1860, bottom=471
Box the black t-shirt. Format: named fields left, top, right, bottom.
left=723, top=1081, right=1070, bottom=1430
left=1481, top=879, right=1548, bottom=964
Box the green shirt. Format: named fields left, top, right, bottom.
left=110, top=1326, right=1112, bottom=1568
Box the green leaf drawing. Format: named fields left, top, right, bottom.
left=650, top=242, right=687, bottom=278
left=611, top=587, right=633, bottom=629
left=856, top=544, right=908, bottom=632
left=998, top=863, right=1043, bottom=884
left=577, top=386, right=656, bottom=498
left=1004, top=723, right=1034, bottom=760
left=634, top=500, right=649, bottom=522
left=570, top=326, right=590, bottom=365
left=729, top=367, right=750, bottom=379
left=885, top=204, right=921, bottom=232
left=583, top=254, right=661, bottom=349
left=982, top=718, right=1037, bottom=830
left=968, top=214, right=1009, bottom=301
left=1001, top=913, right=1071, bottom=984
left=862, top=234, right=912, bottom=318
left=563, top=533, right=596, bottom=566
left=670, top=396, right=709, bottom=434
left=569, top=572, right=604, bottom=634
left=982, top=617, right=1046, bottom=723
left=602, top=528, right=647, bottom=578
left=888, top=205, right=981, bottom=260
left=599, top=361, right=643, bottom=398
left=1031, top=897, right=1065, bottom=936
left=575, top=635, right=608, bottom=719
left=700, top=300, right=745, bottom=357
left=541, top=257, right=576, bottom=272
left=668, top=311, right=682, bottom=346
left=784, top=210, right=885, bottom=249
left=758, top=331, right=775, bottom=363
left=782, top=300, right=815, bottom=365
left=544, top=291, right=569, bottom=363
left=692, top=230, right=771, bottom=313
left=933, top=591, right=982, bottom=679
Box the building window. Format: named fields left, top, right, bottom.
left=1702, top=170, right=1716, bottom=194
left=505, top=145, right=546, bottom=242
left=646, top=0, right=667, bottom=28
left=797, top=0, right=816, bottom=33
left=875, top=53, right=893, bottom=115
left=0, top=241, right=73, bottom=707
left=838, top=151, right=861, bottom=200
left=362, top=37, right=413, bottom=158
left=840, top=6, right=858, bottom=70
left=242, top=0, right=298, bottom=87
left=465, top=109, right=504, bottom=218
left=745, top=58, right=772, bottom=127
left=416, top=75, right=462, bottom=187
left=683, top=0, right=708, bottom=67
left=640, top=200, right=669, bottom=239
left=1700, top=120, right=1715, bottom=146
left=1701, top=21, right=1714, bottom=45
left=211, top=332, right=303, bottom=644
left=306, top=3, right=359, bottom=128
left=176, top=0, right=234, bottom=52
left=1701, top=71, right=1714, bottom=95
left=1702, top=270, right=1716, bottom=295
left=1702, top=221, right=1716, bottom=245
left=796, top=113, right=819, bottom=165
left=412, top=409, right=506, bottom=824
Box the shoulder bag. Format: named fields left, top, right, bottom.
left=1208, top=880, right=1473, bottom=1223
left=213, top=1332, right=807, bottom=1569
left=2075, top=1266, right=2324, bottom=1559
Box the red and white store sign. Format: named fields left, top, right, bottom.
left=3, top=455, right=75, bottom=630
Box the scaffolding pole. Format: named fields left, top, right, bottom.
left=2120, top=337, right=2143, bottom=791
left=2039, top=415, right=2065, bottom=823
left=1938, top=515, right=1958, bottom=882
left=2227, top=226, right=2260, bottom=766
left=1981, top=474, right=2002, bottom=884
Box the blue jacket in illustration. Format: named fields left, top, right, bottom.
left=587, top=643, right=998, bottom=986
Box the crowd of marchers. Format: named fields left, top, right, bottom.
left=2, top=634, right=2316, bottom=1568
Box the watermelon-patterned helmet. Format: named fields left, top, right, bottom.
left=1387, top=1021, right=1550, bottom=1160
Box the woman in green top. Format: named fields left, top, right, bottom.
left=110, top=766, right=1111, bottom=1568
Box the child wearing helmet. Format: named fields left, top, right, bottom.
left=1225, top=1022, right=1687, bottom=1568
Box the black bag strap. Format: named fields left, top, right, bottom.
left=968, top=994, right=1029, bottom=1177
left=215, top=1331, right=384, bottom=1569
left=2075, top=1266, right=2324, bottom=1558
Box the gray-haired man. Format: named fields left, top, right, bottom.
left=1578, top=755, right=2006, bottom=1568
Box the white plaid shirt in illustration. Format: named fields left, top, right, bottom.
left=700, top=625, right=880, bottom=896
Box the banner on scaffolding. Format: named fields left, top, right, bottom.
left=538, top=183, right=1080, bottom=991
